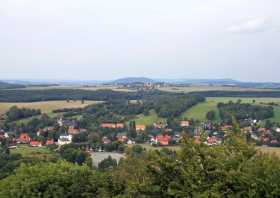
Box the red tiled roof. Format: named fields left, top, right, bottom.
left=19, top=133, right=31, bottom=143
left=30, top=140, right=42, bottom=147
left=46, top=139, right=54, bottom=145
left=156, top=135, right=171, bottom=146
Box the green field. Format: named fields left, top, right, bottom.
left=181, top=97, right=280, bottom=122
left=132, top=110, right=166, bottom=126
left=0, top=100, right=100, bottom=116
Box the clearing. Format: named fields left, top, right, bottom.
left=182, top=97, right=280, bottom=122
left=0, top=100, right=100, bottom=115
left=132, top=110, right=166, bottom=126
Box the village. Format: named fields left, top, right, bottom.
left=1, top=114, right=280, bottom=154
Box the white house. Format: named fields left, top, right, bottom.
left=58, top=134, right=73, bottom=146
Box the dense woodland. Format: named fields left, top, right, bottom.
left=218, top=101, right=274, bottom=122
left=6, top=106, right=41, bottom=122
left=2, top=89, right=280, bottom=103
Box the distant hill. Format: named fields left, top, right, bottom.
left=112, top=77, right=154, bottom=84
left=0, top=81, right=25, bottom=89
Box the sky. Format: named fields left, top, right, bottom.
left=0, top=0, right=279, bottom=82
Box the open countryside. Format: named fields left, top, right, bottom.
left=182, top=97, right=280, bottom=122
left=0, top=100, right=99, bottom=115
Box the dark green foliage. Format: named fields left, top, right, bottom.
left=0, top=140, right=22, bottom=179
left=0, top=161, right=110, bottom=198
left=206, top=110, right=216, bottom=121
left=4, top=114, right=56, bottom=136
left=218, top=102, right=273, bottom=122
left=0, top=89, right=143, bottom=102
left=6, top=106, right=41, bottom=121
left=59, top=144, right=92, bottom=166
left=72, top=132, right=88, bottom=143
left=98, top=156, right=117, bottom=171
left=144, top=94, right=205, bottom=118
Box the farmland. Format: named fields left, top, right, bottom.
left=181, top=97, right=280, bottom=122
left=0, top=100, right=99, bottom=115
left=132, top=110, right=166, bottom=126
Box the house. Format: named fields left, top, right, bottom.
left=151, top=135, right=171, bottom=146
left=117, top=135, right=128, bottom=143
left=18, top=133, right=31, bottom=143
left=102, top=136, right=111, bottom=145
left=57, top=117, right=76, bottom=127
left=180, top=120, right=190, bottom=127
left=101, top=123, right=115, bottom=129
left=153, top=121, right=167, bottom=129
left=206, top=136, right=218, bottom=146
left=30, top=140, right=42, bottom=147
left=136, top=124, right=146, bottom=131
left=68, top=126, right=80, bottom=135
left=58, top=135, right=72, bottom=146
left=100, top=123, right=124, bottom=129
left=0, top=130, right=8, bottom=139
left=116, top=123, right=124, bottom=129
left=127, top=139, right=135, bottom=145
left=271, top=139, right=278, bottom=145
left=46, top=139, right=55, bottom=145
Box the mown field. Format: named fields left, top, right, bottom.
left=132, top=110, right=166, bottom=126
left=0, top=100, right=100, bottom=115
left=159, top=85, right=276, bottom=93
left=181, top=97, right=280, bottom=122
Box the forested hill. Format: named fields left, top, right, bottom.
left=0, top=81, right=25, bottom=89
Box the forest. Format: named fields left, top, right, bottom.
left=218, top=101, right=274, bottom=122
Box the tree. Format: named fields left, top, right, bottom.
left=0, top=161, right=110, bottom=198
left=98, top=156, right=117, bottom=171
left=128, top=121, right=137, bottom=139
left=59, top=144, right=92, bottom=166
left=206, top=110, right=216, bottom=121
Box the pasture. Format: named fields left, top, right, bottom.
left=132, top=110, right=166, bottom=126
left=182, top=97, right=280, bottom=122
left=159, top=85, right=276, bottom=93
left=0, top=100, right=100, bottom=115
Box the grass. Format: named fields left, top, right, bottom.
left=0, top=100, right=100, bottom=115
left=11, top=145, right=52, bottom=157
left=132, top=110, right=166, bottom=126
left=182, top=97, right=280, bottom=122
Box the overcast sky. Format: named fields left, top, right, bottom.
left=0, top=0, right=279, bottom=81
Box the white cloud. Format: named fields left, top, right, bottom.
left=227, top=17, right=273, bottom=33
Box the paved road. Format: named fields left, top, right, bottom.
left=91, top=152, right=125, bottom=167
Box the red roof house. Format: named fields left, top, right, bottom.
left=30, top=140, right=42, bottom=147
left=46, top=139, right=55, bottom=145
left=180, top=120, right=190, bottom=127
left=68, top=126, right=80, bottom=135
left=155, top=135, right=171, bottom=146
left=18, top=133, right=31, bottom=143
left=101, top=123, right=124, bottom=129
left=136, top=124, right=146, bottom=131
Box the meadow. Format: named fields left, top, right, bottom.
left=0, top=100, right=100, bottom=115
left=181, top=97, right=280, bottom=122
left=132, top=110, right=166, bottom=126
